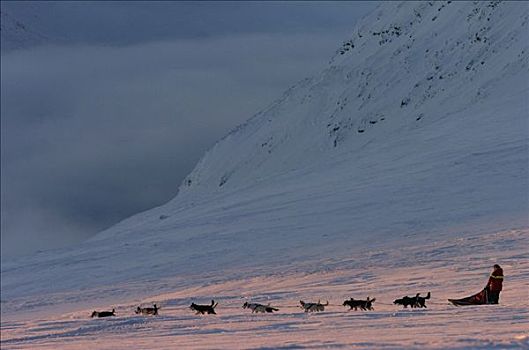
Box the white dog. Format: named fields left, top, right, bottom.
left=242, top=302, right=279, bottom=313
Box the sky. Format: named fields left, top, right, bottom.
left=1, top=1, right=378, bottom=258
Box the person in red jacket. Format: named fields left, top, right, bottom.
left=486, top=264, right=503, bottom=304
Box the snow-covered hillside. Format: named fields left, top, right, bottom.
left=1, top=2, right=528, bottom=349
left=176, top=1, right=528, bottom=198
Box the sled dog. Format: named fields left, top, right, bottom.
left=343, top=297, right=376, bottom=311
left=415, top=292, right=431, bottom=308
left=135, top=304, right=159, bottom=315
left=190, top=300, right=218, bottom=314
left=242, top=302, right=279, bottom=313
left=300, top=300, right=328, bottom=312
left=394, top=292, right=430, bottom=308
left=393, top=294, right=419, bottom=308
left=91, top=309, right=115, bottom=318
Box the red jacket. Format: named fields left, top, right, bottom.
left=488, top=268, right=504, bottom=292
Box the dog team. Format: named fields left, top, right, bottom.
left=90, top=292, right=431, bottom=318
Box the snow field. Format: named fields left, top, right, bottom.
left=2, top=228, right=528, bottom=349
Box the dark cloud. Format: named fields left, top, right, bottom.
left=1, top=2, right=378, bottom=258
left=2, top=1, right=376, bottom=48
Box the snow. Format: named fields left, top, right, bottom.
left=2, top=229, right=528, bottom=349
left=1, top=1, right=529, bottom=349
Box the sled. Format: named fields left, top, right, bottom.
left=448, top=288, right=489, bottom=306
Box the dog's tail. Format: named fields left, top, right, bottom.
left=212, top=300, right=218, bottom=309
left=323, top=300, right=329, bottom=306
left=425, top=292, right=431, bottom=299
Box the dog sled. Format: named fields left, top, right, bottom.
left=448, top=288, right=490, bottom=306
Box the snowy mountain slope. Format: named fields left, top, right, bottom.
left=1, top=0, right=528, bottom=333
left=175, top=1, right=528, bottom=198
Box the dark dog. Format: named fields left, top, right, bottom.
left=300, top=300, right=328, bottom=312
left=394, top=294, right=419, bottom=308
left=242, top=302, right=279, bottom=313
left=415, top=292, right=431, bottom=308
left=394, top=292, right=431, bottom=308
left=343, top=297, right=376, bottom=311
left=135, top=304, right=159, bottom=315
left=91, top=309, right=115, bottom=318
left=190, top=300, right=218, bottom=315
